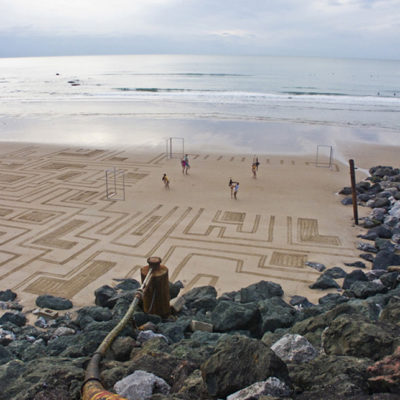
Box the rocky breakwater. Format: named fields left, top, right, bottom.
left=1, top=266, right=400, bottom=399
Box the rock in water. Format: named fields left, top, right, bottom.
left=201, top=335, right=290, bottom=398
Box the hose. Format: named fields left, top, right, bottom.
left=81, top=270, right=154, bottom=400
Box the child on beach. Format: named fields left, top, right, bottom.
left=181, top=158, right=186, bottom=174
left=233, top=182, right=239, bottom=199
left=184, top=154, right=190, bottom=174
left=252, top=163, right=257, bottom=178
left=162, top=173, right=170, bottom=190
left=229, top=178, right=236, bottom=198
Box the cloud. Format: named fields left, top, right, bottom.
left=0, top=0, right=399, bottom=58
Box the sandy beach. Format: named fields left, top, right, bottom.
left=0, top=140, right=398, bottom=316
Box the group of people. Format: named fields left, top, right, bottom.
left=162, top=154, right=260, bottom=200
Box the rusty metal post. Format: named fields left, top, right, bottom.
left=140, top=257, right=170, bottom=318
left=349, top=159, right=359, bottom=225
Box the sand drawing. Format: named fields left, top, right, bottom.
left=0, top=144, right=358, bottom=307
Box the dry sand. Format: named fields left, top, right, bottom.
left=0, top=140, right=397, bottom=316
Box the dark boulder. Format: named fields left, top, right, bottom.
left=258, top=297, right=297, bottom=334
left=289, top=354, right=372, bottom=400
left=36, top=295, right=73, bottom=310
left=309, top=274, right=340, bottom=290
left=342, top=269, right=368, bottom=289
left=290, top=295, right=314, bottom=309
left=373, top=250, right=400, bottom=270
left=375, top=238, right=395, bottom=252
left=318, top=293, right=348, bottom=310
left=344, top=261, right=367, bottom=269
left=94, top=285, right=117, bottom=308
left=379, top=296, right=400, bottom=325
left=360, top=253, right=375, bottom=262
left=0, top=345, right=13, bottom=365
left=344, top=280, right=388, bottom=299
left=182, top=286, right=217, bottom=312
left=322, top=266, right=347, bottom=279
left=380, top=271, right=399, bottom=289
left=0, top=312, right=27, bottom=327
left=211, top=300, right=259, bottom=333
left=369, top=225, right=394, bottom=239
left=305, top=262, right=326, bottom=272
left=341, top=197, right=353, bottom=206
left=322, top=314, right=400, bottom=360
left=169, top=281, right=184, bottom=300
left=0, top=289, right=17, bottom=302
left=339, top=187, right=352, bottom=195
left=237, top=280, right=283, bottom=303
left=368, top=197, right=391, bottom=208
left=357, top=242, right=378, bottom=253
left=114, top=278, right=140, bottom=291
left=201, top=335, right=290, bottom=398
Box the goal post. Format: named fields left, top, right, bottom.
left=105, top=167, right=125, bottom=201
left=166, top=137, right=184, bottom=159
left=316, top=145, right=333, bottom=168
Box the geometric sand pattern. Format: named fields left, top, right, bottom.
left=0, top=144, right=355, bottom=307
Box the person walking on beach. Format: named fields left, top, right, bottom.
left=253, top=155, right=260, bottom=171
left=184, top=154, right=190, bottom=175
left=252, top=163, right=257, bottom=178
left=181, top=158, right=186, bottom=174
left=233, top=182, right=239, bottom=200
left=162, top=173, right=170, bottom=190
left=229, top=178, right=236, bottom=198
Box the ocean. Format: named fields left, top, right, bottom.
left=0, top=54, right=399, bottom=154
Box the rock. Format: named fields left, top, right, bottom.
left=0, top=344, right=13, bottom=365
left=201, top=335, right=290, bottom=398
left=342, top=269, right=368, bottom=289
left=170, top=296, right=185, bottom=313
left=114, top=370, right=171, bottom=400
left=157, top=320, right=189, bottom=343
left=137, top=330, right=169, bottom=344
left=309, top=274, right=340, bottom=290
left=305, top=262, right=326, bottom=272
left=368, top=197, right=391, bottom=208
left=52, top=327, right=75, bottom=337
left=344, top=261, right=367, bottom=269
left=369, top=225, right=394, bottom=239
left=111, top=336, right=137, bottom=361
left=258, top=297, right=297, bottom=334
left=289, top=295, right=314, bottom=309
left=75, top=306, right=113, bottom=330
left=271, top=333, right=318, bottom=363
left=341, top=197, right=353, bottom=205
left=0, top=328, right=16, bottom=345
left=0, top=289, right=17, bottom=302
left=211, top=300, right=259, bottom=333
left=289, top=354, right=372, bottom=399
left=94, top=285, right=117, bottom=308
left=339, top=187, right=352, bottom=195
left=357, top=242, right=378, bottom=253
left=318, top=293, right=348, bottom=309
left=373, top=250, right=400, bottom=270
left=114, top=278, right=140, bottom=291
left=344, top=280, right=388, bottom=299
left=226, top=377, right=292, bottom=400
left=380, top=271, right=400, bottom=289
left=190, top=320, right=213, bottom=333
left=0, top=312, right=27, bottom=327
left=367, top=346, right=400, bottom=394
left=237, top=280, right=283, bottom=303
left=375, top=238, right=396, bottom=252
left=379, top=296, right=400, bottom=325
left=182, top=286, right=217, bottom=312
left=322, top=266, right=347, bottom=279
left=322, top=314, right=400, bottom=360
left=359, top=253, right=375, bottom=262
left=169, top=281, right=184, bottom=299
left=36, top=295, right=73, bottom=310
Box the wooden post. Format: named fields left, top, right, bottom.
left=349, top=159, right=359, bottom=225
left=140, top=257, right=170, bottom=318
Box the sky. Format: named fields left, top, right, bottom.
left=0, top=0, right=399, bottom=59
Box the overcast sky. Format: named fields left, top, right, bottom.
left=0, top=0, right=399, bottom=59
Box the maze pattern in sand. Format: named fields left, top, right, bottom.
left=0, top=145, right=353, bottom=306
